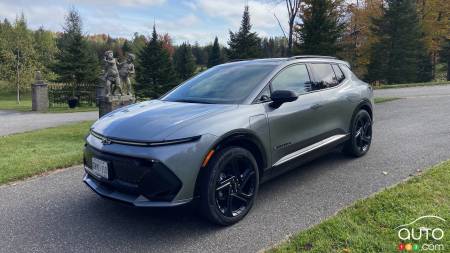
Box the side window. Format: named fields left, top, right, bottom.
left=271, top=64, right=311, bottom=95
left=310, top=63, right=338, bottom=90
left=332, top=64, right=345, bottom=83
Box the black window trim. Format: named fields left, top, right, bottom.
left=252, top=61, right=349, bottom=104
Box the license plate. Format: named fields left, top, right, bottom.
left=91, top=157, right=109, bottom=179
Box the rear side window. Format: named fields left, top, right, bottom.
left=332, top=64, right=345, bottom=83
left=271, top=64, right=311, bottom=95
left=310, top=63, right=339, bottom=90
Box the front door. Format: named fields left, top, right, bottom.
left=265, top=64, right=329, bottom=167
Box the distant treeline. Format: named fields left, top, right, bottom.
left=0, top=0, right=449, bottom=101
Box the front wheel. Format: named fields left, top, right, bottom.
left=343, top=110, right=372, bottom=157
left=199, top=146, right=259, bottom=225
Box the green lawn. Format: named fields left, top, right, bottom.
left=374, top=97, right=402, bottom=104
left=0, top=121, right=93, bottom=185
left=373, top=81, right=449, bottom=89
left=0, top=92, right=97, bottom=113
left=268, top=161, right=450, bottom=253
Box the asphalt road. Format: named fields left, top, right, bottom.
left=1, top=86, right=450, bottom=253
left=374, top=83, right=450, bottom=98
left=0, top=110, right=98, bottom=136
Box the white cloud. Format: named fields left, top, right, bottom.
left=197, top=0, right=289, bottom=33
left=75, top=0, right=166, bottom=7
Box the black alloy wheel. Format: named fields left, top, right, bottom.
left=343, top=110, right=372, bottom=157
left=200, top=146, right=259, bottom=225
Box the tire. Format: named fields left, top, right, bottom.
left=343, top=109, right=372, bottom=157
left=199, top=146, right=259, bottom=226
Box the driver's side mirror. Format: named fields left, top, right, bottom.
left=270, top=90, right=297, bottom=108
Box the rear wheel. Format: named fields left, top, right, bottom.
left=199, top=146, right=259, bottom=225
left=343, top=110, right=372, bottom=157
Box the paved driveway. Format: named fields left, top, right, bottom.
left=0, top=110, right=98, bottom=136
left=1, top=87, right=450, bottom=253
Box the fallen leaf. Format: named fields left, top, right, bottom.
left=343, top=248, right=351, bottom=253
left=303, top=242, right=313, bottom=251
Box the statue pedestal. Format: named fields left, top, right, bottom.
left=98, top=95, right=135, bottom=118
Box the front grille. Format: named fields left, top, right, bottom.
left=83, top=144, right=182, bottom=201
left=84, top=145, right=152, bottom=185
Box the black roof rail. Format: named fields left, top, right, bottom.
left=227, top=58, right=255, bottom=63
left=287, top=55, right=337, bottom=61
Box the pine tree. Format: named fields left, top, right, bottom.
left=54, top=9, right=99, bottom=85
left=296, top=0, right=345, bottom=56
left=135, top=26, right=177, bottom=98
left=208, top=37, right=223, bottom=67
left=192, top=42, right=207, bottom=66
left=174, top=42, right=196, bottom=81
left=367, top=0, right=431, bottom=84
left=122, top=40, right=132, bottom=54
left=227, top=5, right=262, bottom=60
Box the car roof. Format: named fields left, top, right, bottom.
left=221, top=56, right=350, bottom=68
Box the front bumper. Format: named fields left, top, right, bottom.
left=83, top=173, right=191, bottom=207
left=83, top=133, right=217, bottom=206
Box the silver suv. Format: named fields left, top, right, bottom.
left=83, top=56, right=374, bottom=225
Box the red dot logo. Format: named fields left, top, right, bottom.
left=398, top=243, right=405, bottom=251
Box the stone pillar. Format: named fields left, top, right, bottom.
left=98, top=95, right=135, bottom=118
left=31, top=71, right=49, bottom=112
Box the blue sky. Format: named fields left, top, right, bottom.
left=0, top=0, right=289, bottom=45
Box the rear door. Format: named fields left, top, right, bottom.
left=264, top=64, right=329, bottom=167
left=309, top=63, right=355, bottom=136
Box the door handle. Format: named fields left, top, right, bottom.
left=310, top=103, right=323, bottom=110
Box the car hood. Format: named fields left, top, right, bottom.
left=91, top=100, right=237, bottom=141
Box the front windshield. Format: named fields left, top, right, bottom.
left=162, top=63, right=276, bottom=104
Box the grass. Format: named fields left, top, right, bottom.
left=374, top=97, right=402, bottom=104
left=373, top=81, right=450, bottom=89
left=0, top=121, right=93, bottom=185
left=0, top=92, right=97, bottom=113
left=268, top=161, right=450, bottom=253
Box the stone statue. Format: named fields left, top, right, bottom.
left=98, top=51, right=136, bottom=118
left=119, top=53, right=135, bottom=96
left=102, top=50, right=122, bottom=96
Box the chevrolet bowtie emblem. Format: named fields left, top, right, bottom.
left=102, top=138, right=112, bottom=145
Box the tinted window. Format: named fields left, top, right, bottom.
left=332, top=64, right=345, bottom=82
left=310, top=63, right=338, bottom=90
left=163, top=64, right=276, bottom=104
left=271, top=64, right=311, bottom=95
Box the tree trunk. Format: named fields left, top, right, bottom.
left=288, top=18, right=295, bottom=56
left=447, top=59, right=450, bottom=81
left=16, top=60, right=20, bottom=105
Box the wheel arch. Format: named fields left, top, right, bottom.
left=194, top=130, right=268, bottom=197
left=349, top=99, right=373, bottom=131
